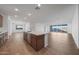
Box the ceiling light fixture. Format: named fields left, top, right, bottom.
left=38, top=4, right=41, bottom=7
left=14, top=8, right=19, bottom=11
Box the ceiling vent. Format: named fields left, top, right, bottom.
left=35, top=4, right=41, bottom=10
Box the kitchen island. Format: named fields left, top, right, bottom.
left=24, top=32, right=48, bottom=51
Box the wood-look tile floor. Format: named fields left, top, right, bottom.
left=0, top=32, right=79, bottom=55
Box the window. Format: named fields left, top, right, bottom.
left=50, top=24, right=68, bottom=32
left=16, top=25, right=24, bottom=30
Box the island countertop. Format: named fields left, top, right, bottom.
left=29, top=32, right=48, bottom=35
left=24, top=31, right=49, bottom=50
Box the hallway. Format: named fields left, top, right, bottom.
left=0, top=32, right=79, bottom=55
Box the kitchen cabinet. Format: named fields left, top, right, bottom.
left=24, top=32, right=31, bottom=44
left=0, top=15, right=3, bottom=27
left=24, top=32, right=45, bottom=51
left=31, top=34, right=44, bottom=51
left=0, top=32, right=8, bottom=47
left=24, top=32, right=27, bottom=41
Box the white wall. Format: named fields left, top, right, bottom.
left=8, top=16, right=13, bottom=35
left=0, top=13, right=8, bottom=33
left=8, top=17, right=30, bottom=35
left=73, top=4, right=78, bottom=47
left=34, top=23, right=45, bottom=32
left=30, top=23, right=49, bottom=33
left=78, top=5, right=79, bottom=48
left=72, top=5, right=78, bottom=47
left=24, top=23, right=30, bottom=32
left=44, top=5, right=74, bottom=33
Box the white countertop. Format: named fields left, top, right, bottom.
left=0, top=31, right=8, bottom=38
left=0, top=32, right=4, bottom=34
left=0, top=31, right=6, bottom=34
left=0, top=32, right=4, bottom=38
left=29, top=32, right=48, bottom=35
left=0, top=31, right=7, bottom=35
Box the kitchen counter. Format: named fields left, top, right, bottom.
left=29, top=32, right=48, bottom=35
left=0, top=31, right=7, bottom=36
left=0, top=30, right=7, bottom=34
left=0, top=32, right=4, bottom=35
left=0, top=32, right=5, bottom=38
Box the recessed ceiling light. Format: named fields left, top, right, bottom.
left=38, top=4, right=41, bottom=7
left=28, top=13, right=32, bottom=16
left=14, top=8, right=19, bottom=11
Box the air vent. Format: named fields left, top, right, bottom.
left=35, top=6, right=40, bottom=10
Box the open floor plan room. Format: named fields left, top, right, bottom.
left=0, top=4, right=79, bottom=55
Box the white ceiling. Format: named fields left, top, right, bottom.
left=0, top=4, right=73, bottom=22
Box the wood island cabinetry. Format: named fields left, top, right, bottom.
left=31, top=34, right=44, bottom=51
left=24, top=32, right=45, bottom=51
